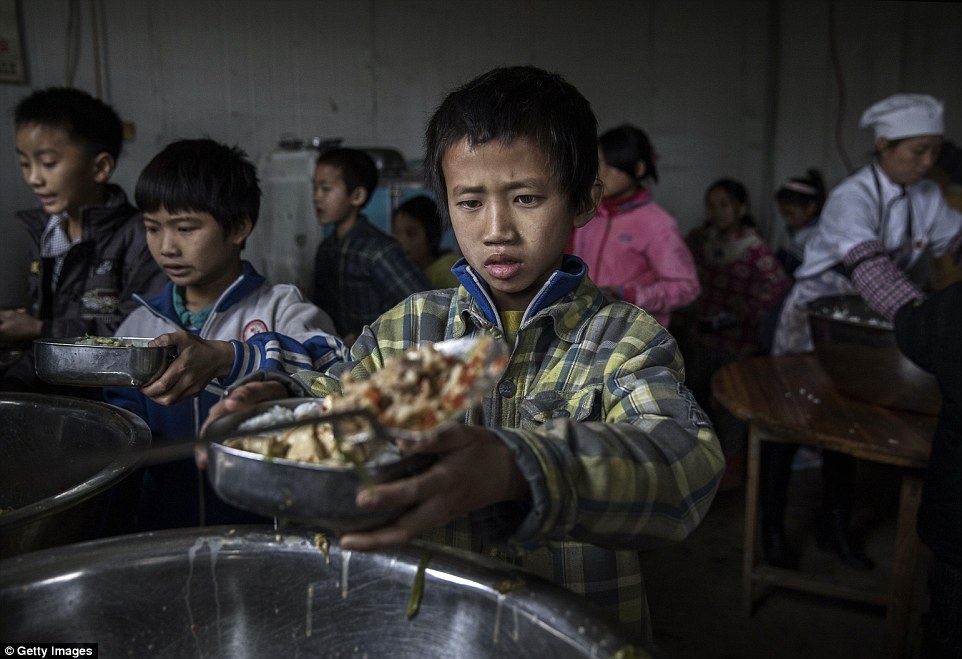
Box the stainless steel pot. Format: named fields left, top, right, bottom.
left=806, top=294, right=940, bottom=415
left=0, top=393, right=151, bottom=558
left=0, top=527, right=646, bottom=658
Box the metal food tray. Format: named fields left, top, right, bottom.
left=205, top=399, right=434, bottom=532
left=33, top=337, right=177, bottom=387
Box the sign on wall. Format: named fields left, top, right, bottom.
left=0, top=0, right=26, bottom=84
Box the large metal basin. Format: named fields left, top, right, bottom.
left=807, top=294, right=940, bottom=415
left=0, top=527, right=647, bottom=658
left=0, top=393, right=151, bottom=558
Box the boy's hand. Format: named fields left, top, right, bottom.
left=200, top=380, right=289, bottom=435
left=338, top=425, right=529, bottom=551
left=194, top=380, right=289, bottom=469
left=139, top=331, right=234, bottom=406
left=0, top=308, right=42, bottom=347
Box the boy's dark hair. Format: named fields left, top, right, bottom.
left=599, top=124, right=659, bottom=185
left=135, top=138, right=260, bottom=236
left=393, top=195, right=443, bottom=258
left=425, top=65, right=598, bottom=222
left=775, top=168, right=826, bottom=212
left=315, top=148, right=379, bottom=208
left=15, top=87, right=124, bottom=160
left=707, top=178, right=757, bottom=228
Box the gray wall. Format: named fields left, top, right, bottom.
left=2, top=0, right=960, bottom=306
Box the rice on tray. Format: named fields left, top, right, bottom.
left=226, top=337, right=501, bottom=466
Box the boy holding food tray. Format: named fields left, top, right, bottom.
left=1, top=87, right=167, bottom=396
left=205, top=66, right=723, bottom=645
left=105, top=138, right=347, bottom=530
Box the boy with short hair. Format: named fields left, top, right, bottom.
left=209, top=66, right=723, bottom=645
left=105, top=138, right=346, bottom=530
left=311, top=147, right=429, bottom=344
left=1, top=87, right=166, bottom=394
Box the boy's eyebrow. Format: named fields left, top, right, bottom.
left=143, top=212, right=203, bottom=223
left=451, top=179, right=544, bottom=196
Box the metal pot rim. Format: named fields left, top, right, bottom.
left=0, top=394, right=151, bottom=527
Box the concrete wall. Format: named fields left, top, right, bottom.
left=2, top=0, right=960, bottom=304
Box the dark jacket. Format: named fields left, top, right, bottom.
left=894, top=281, right=962, bottom=566
left=312, top=216, right=429, bottom=338
left=2, top=185, right=167, bottom=393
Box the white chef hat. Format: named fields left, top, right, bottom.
left=859, top=93, right=944, bottom=140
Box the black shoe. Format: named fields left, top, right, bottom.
left=817, top=509, right=875, bottom=570
left=762, top=525, right=800, bottom=570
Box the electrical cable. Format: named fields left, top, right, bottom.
left=828, top=0, right=854, bottom=175
left=64, top=0, right=81, bottom=86
left=89, top=0, right=102, bottom=99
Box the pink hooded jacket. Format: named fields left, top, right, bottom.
left=573, top=190, right=700, bottom=326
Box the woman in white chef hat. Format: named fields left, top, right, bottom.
left=759, top=94, right=962, bottom=573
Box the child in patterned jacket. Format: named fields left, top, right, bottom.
left=205, top=66, right=723, bottom=648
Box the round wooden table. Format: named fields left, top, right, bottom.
left=712, top=354, right=935, bottom=659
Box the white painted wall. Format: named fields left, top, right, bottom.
left=2, top=0, right=960, bottom=305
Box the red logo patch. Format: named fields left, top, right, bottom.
left=243, top=319, right=269, bottom=340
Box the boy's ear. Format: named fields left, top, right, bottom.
left=573, top=179, right=604, bottom=229
left=92, top=152, right=116, bottom=183
left=349, top=186, right=369, bottom=208
left=633, top=161, right=647, bottom=181
left=231, top=216, right=254, bottom=246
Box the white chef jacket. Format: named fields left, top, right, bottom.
left=797, top=163, right=962, bottom=284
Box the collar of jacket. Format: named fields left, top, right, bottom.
left=326, top=214, right=372, bottom=243
left=599, top=187, right=652, bottom=217
left=133, top=260, right=266, bottom=326
left=17, top=183, right=138, bottom=238
left=451, top=255, right=603, bottom=341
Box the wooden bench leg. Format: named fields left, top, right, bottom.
left=742, top=426, right=762, bottom=615
left=884, top=471, right=924, bottom=659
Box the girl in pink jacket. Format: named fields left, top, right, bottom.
left=573, top=124, right=699, bottom=327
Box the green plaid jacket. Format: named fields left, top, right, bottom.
left=297, top=257, right=723, bottom=644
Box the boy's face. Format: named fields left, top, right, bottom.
left=313, top=163, right=364, bottom=234
left=143, top=207, right=250, bottom=307
left=15, top=123, right=112, bottom=221
left=443, top=137, right=591, bottom=311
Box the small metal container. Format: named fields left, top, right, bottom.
left=206, top=399, right=434, bottom=532
left=357, top=146, right=408, bottom=177
left=33, top=336, right=177, bottom=387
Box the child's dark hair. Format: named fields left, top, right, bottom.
left=425, top=65, right=598, bottom=222
left=775, top=168, right=826, bottom=212
left=707, top=178, right=756, bottom=228
left=135, top=138, right=260, bottom=236
left=14, top=87, right=124, bottom=160
left=393, top=195, right=443, bottom=258
left=315, top=148, right=379, bottom=208
left=599, top=124, right=659, bottom=185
